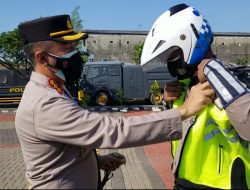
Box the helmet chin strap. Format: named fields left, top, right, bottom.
left=168, top=55, right=182, bottom=62
left=167, top=57, right=196, bottom=80
left=178, top=66, right=196, bottom=80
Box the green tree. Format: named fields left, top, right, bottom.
left=235, top=56, right=249, bottom=65
left=71, top=5, right=86, bottom=53
left=71, top=6, right=83, bottom=32
left=116, top=88, right=125, bottom=105
left=0, top=29, right=31, bottom=80
left=133, top=42, right=144, bottom=64
left=71, top=5, right=89, bottom=62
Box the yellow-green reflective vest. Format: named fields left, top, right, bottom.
left=172, top=79, right=250, bottom=189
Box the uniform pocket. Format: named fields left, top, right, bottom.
left=218, top=144, right=224, bottom=175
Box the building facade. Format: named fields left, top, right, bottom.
left=84, top=29, right=250, bottom=64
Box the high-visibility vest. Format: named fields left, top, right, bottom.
left=172, top=79, right=250, bottom=189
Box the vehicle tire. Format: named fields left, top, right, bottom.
left=150, top=92, right=163, bottom=105
left=95, top=92, right=110, bottom=106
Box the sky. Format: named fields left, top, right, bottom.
left=0, top=0, right=250, bottom=33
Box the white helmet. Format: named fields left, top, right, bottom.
left=141, top=4, right=213, bottom=71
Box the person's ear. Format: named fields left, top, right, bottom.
left=204, top=47, right=216, bottom=59
left=34, top=51, right=48, bottom=65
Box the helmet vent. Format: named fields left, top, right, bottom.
left=152, top=28, right=155, bottom=37
left=152, top=40, right=166, bottom=53
left=169, top=3, right=189, bottom=16
left=190, top=23, right=200, bottom=39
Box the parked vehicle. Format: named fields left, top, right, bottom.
left=225, top=63, right=250, bottom=89
left=0, top=68, right=28, bottom=104
left=79, top=61, right=174, bottom=106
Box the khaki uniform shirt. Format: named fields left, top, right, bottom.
left=226, top=93, right=250, bottom=141
left=15, top=71, right=182, bottom=189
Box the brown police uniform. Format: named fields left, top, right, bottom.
left=15, top=71, right=182, bottom=189
left=15, top=15, right=183, bottom=189
left=226, top=93, right=250, bottom=141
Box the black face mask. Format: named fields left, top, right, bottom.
left=47, top=50, right=83, bottom=82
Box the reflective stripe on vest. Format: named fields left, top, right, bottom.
left=172, top=80, right=250, bottom=189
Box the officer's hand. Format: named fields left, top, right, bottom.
left=178, top=81, right=215, bottom=120
left=198, top=47, right=216, bottom=83
left=197, top=58, right=212, bottom=83
left=98, top=152, right=126, bottom=172
left=163, top=81, right=183, bottom=102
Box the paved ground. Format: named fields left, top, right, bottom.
left=0, top=109, right=175, bottom=189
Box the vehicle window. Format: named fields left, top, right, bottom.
left=109, top=67, right=120, bottom=76
left=0, top=71, right=7, bottom=84
left=81, top=67, right=88, bottom=78
left=0, top=75, right=7, bottom=84
left=101, top=66, right=108, bottom=75
left=88, top=67, right=100, bottom=78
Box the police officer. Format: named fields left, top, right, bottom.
left=15, top=14, right=214, bottom=189
left=140, top=3, right=250, bottom=189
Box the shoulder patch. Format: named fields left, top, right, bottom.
left=48, top=79, right=62, bottom=94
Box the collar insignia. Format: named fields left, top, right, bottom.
left=48, top=79, right=62, bottom=94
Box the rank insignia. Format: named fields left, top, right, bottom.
left=48, top=79, right=62, bottom=94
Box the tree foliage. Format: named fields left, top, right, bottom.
left=71, top=5, right=83, bottom=32
left=116, top=88, right=125, bottom=105
left=0, top=29, right=31, bottom=80
left=71, top=6, right=89, bottom=62
left=133, top=42, right=144, bottom=64
left=71, top=6, right=85, bottom=52
left=150, top=80, right=161, bottom=95
left=235, top=56, right=249, bottom=65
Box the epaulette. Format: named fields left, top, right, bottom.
left=48, top=78, right=62, bottom=94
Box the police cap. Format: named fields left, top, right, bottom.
left=18, top=14, right=88, bottom=44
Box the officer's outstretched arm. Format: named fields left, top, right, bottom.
left=198, top=58, right=250, bottom=141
